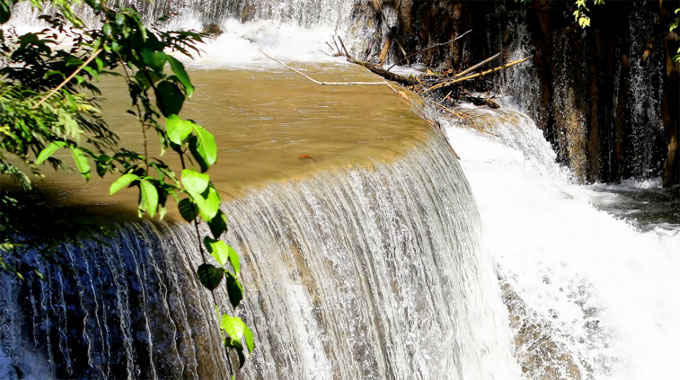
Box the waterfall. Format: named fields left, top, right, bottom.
left=441, top=103, right=680, bottom=380
left=626, top=9, right=665, bottom=179
left=0, top=135, right=520, bottom=379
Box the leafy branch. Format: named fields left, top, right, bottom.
left=0, top=0, right=253, bottom=375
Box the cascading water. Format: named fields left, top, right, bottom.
left=626, top=9, right=666, bottom=179
left=440, top=102, right=680, bottom=380
left=0, top=136, right=520, bottom=379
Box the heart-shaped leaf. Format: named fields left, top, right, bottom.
left=178, top=198, right=198, bottom=222
left=197, top=263, right=224, bottom=291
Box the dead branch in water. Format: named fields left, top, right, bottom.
left=258, top=49, right=384, bottom=86
left=345, top=56, right=420, bottom=86
left=336, top=36, right=420, bottom=86
left=453, top=52, right=500, bottom=78
left=425, top=56, right=532, bottom=92
left=386, top=29, right=473, bottom=72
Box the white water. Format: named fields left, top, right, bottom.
left=441, top=104, right=680, bottom=379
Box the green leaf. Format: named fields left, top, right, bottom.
left=70, top=147, right=91, bottom=180
left=188, top=185, right=221, bottom=221
left=192, top=124, right=217, bottom=167
left=197, top=263, right=224, bottom=290
left=167, top=56, right=194, bottom=97
left=141, top=49, right=168, bottom=72
left=155, top=80, right=185, bottom=117
left=102, top=23, right=112, bottom=37
left=140, top=179, right=159, bottom=217
left=204, top=237, right=229, bottom=267
left=208, top=210, right=228, bottom=238
left=226, top=271, right=243, bottom=308
left=95, top=154, right=112, bottom=177
left=0, top=0, right=11, bottom=24
left=35, top=141, right=66, bottom=164
left=188, top=135, right=209, bottom=172
left=181, top=169, right=209, bottom=194
left=166, top=114, right=193, bottom=145
left=226, top=244, right=240, bottom=275
left=110, top=173, right=139, bottom=196
left=220, top=315, right=254, bottom=353
left=178, top=198, right=198, bottom=222
left=226, top=339, right=246, bottom=368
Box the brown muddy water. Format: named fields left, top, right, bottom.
left=26, top=64, right=433, bottom=220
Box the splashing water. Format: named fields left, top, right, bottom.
left=441, top=103, right=680, bottom=379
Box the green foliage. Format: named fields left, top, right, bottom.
left=514, top=0, right=603, bottom=28
left=221, top=314, right=255, bottom=367
left=198, top=263, right=224, bottom=290
left=671, top=8, right=680, bottom=64
left=0, top=0, right=253, bottom=374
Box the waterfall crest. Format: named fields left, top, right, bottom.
left=0, top=135, right=519, bottom=379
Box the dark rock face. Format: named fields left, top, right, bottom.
left=360, top=1, right=680, bottom=186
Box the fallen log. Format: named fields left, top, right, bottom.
left=337, top=36, right=420, bottom=86
left=345, top=56, right=420, bottom=86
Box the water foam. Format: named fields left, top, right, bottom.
left=442, top=104, right=680, bottom=379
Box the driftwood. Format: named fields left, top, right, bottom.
left=453, top=52, right=500, bottom=78
left=328, top=35, right=531, bottom=96
left=258, top=49, right=384, bottom=86
left=378, top=34, right=392, bottom=65
left=345, top=56, right=419, bottom=86
left=335, top=36, right=420, bottom=86
left=464, top=94, right=500, bottom=109
left=425, top=56, right=532, bottom=92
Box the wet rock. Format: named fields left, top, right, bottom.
left=202, top=23, right=223, bottom=36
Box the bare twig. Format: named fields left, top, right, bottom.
left=441, top=90, right=453, bottom=103
left=387, top=29, right=473, bottom=72
left=337, top=36, right=350, bottom=57
left=331, top=36, right=341, bottom=55
left=453, top=52, right=500, bottom=78
left=33, top=48, right=103, bottom=109
left=425, top=56, right=532, bottom=92
left=258, top=49, right=384, bottom=86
